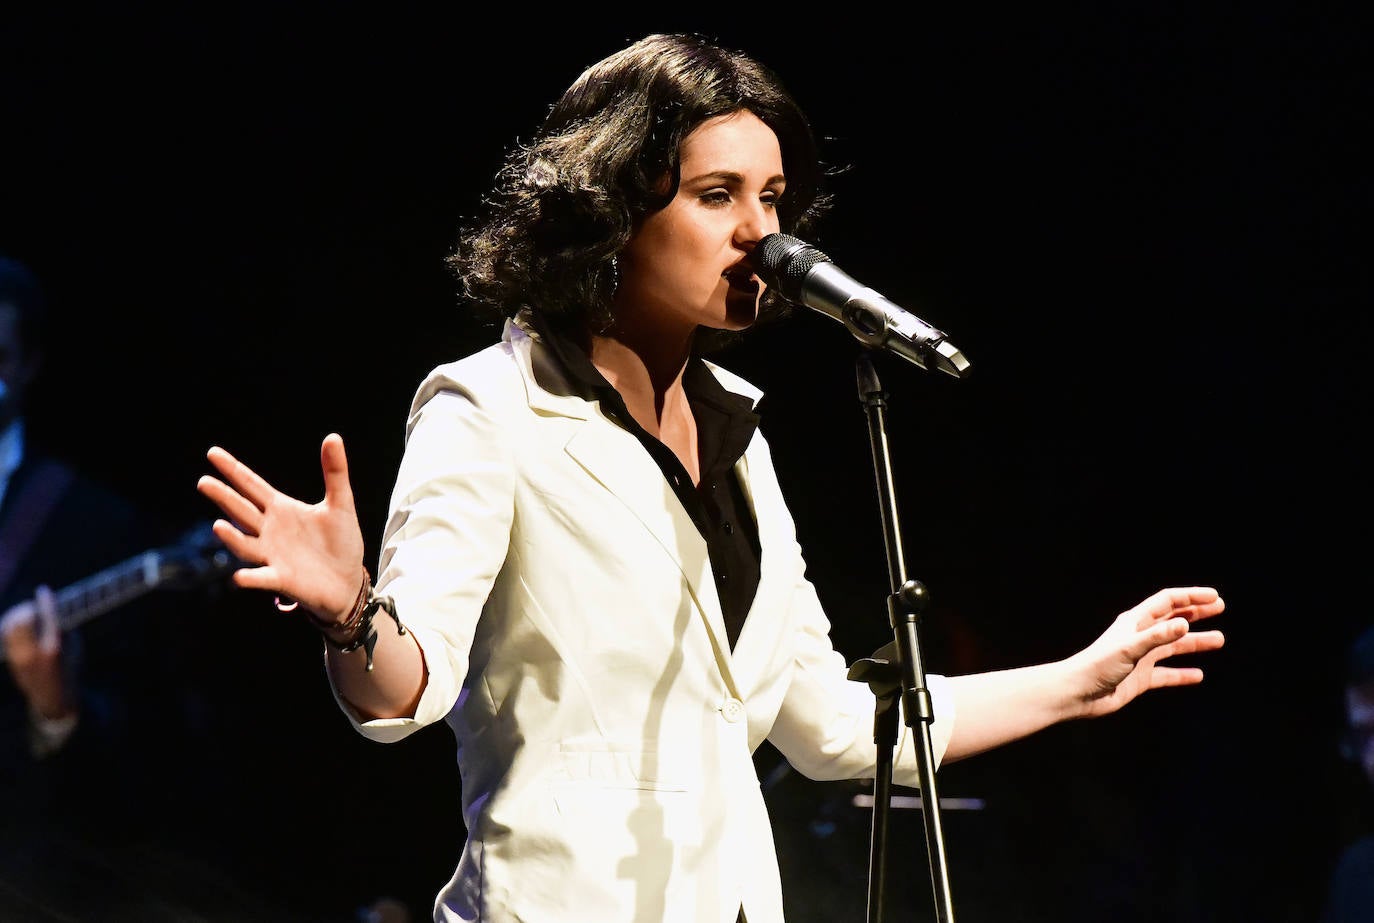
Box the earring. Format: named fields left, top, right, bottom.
left=609, top=255, right=620, bottom=297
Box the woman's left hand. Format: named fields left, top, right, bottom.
left=1070, top=585, right=1226, bottom=718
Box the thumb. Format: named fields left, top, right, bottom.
left=320, top=433, right=357, bottom=513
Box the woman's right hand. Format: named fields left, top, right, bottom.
left=197, top=432, right=366, bottom=624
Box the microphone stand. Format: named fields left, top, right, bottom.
left=847, top=349, right=957, bottom=923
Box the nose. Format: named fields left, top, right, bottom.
left=734, top=200, right=779, bottom=249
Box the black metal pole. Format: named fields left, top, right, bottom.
left=851, top=349, right=957, bottom=923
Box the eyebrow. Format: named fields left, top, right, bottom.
left=684, top=170, right=786, bottom=187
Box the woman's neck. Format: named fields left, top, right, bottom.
left=587, top=307, right=703, bottom=482
left=588, top=329, right=693, bottom=436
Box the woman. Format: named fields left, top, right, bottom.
left=197, top=33, right=1226, bottom=923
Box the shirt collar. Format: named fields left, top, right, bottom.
left=522, top=310, right=761, bottom=421
left=521, top=311, right=614, bottom=403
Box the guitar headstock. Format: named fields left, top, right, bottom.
left=156, top=521, right=242, bottom=590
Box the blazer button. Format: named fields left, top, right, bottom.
left=721, top=698, right=745, bottom=723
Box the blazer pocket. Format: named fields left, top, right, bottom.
left=542, top=743, right=708, bottom=906
left=554, top=740, right=690, bottom=792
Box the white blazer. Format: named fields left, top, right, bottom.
left=334, top=319, right=956, bottom=923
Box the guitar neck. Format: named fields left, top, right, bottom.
left=1, top=524, right=236, bottom=662
left=55, top=551, right=165, bottom=633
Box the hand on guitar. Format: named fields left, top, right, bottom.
left=1, top=585, right=74, bottom=723
left=196, top=433, right=367, bottom=625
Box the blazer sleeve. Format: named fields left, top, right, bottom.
left=765, top=567, right=955, bottom=785
left=749, top=425, right=956, bottom=785
left=328, top=354, right=518, bottom=742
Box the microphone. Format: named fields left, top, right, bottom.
left=754, top=233, right=971, bottom=379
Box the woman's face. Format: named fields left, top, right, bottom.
left=614, top=109, right=784, bottom=337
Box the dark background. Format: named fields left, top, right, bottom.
left=3, top=5, right=1369, bottom=922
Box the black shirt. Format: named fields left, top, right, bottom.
left=527, top=315, right=762, bottom=650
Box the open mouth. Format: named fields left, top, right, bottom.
left=723, top=267, right=759, bottom=292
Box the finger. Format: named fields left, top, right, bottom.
left=1124, top=615, right=1191, bottom=665
left=1177, top=597, right=1226, bottom=624
left=1149, top=665, right=1206, bottom=689
left=1160, top=629, right=1226, bottom=658
left=197, top=475, right=265, bottom=534
left=1134, top=587, right=1221, bottom=630
left=34, top=586, right=59, bottom=653
left=0, top=602, right=36, bottom=640
left=1136, top=625, right=1226, bottom=682
left=210, top=519, right=267, bottom=565
left=230, top=565, right=285, bottom=594
left=205, top=445, right=278, bottom=510
left=320, top=433, right=357, bottom=513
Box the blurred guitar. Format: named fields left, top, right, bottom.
left=0, top=521, right=238, bottom=660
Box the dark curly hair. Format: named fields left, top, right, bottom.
left=447, top=32, right=832, bottom=351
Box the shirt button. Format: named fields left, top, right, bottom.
left=721, top=698, right=745, bottom=723
left=722, top=521, right=734, bottom=535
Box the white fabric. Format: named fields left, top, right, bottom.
left=330, top=320, right=955, bottom=923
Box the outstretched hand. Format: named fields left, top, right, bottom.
left=197, top=433, right=365, bottom=623
left=1071, top=585, right=1226, bottom=718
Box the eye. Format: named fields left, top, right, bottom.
left=700, top=189, right=732, bottom=206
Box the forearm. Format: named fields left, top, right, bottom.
left=942, top=658, right=1088, bottom=762
left=324, top=616, right=427, bottom=720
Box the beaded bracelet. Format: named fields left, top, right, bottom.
left=302, top=568, right=406, bottom=672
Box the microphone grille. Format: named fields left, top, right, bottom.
left=755, top=233, right=831, bottom=300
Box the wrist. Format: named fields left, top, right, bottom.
left=29, top=704, right=79, bottom=757
left=31, top=697, right=77, bottom=723
left=1058, top=652, right=1103, bottom=720
left=301, top=567, right=407, bottom=672
left=302, top=567, right=371, bottom=639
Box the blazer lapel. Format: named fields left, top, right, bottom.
left=697, top=362, right=784, bottom=690
left=720, top=443, right=773, bottom=680
left=508, top=319, right=734, bottom=669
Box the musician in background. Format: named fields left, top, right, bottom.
left=0, top=253, right=298, bottom=920
left=0, top=254, right=178, bottom=767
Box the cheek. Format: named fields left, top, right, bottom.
left=625, top=227, right=704, bottom=284
left=633, top=248, right=697, bottom=300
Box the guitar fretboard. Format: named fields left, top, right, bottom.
left=0, top=552, right=166, bottom=661
left=55, top=551, right=165, bottom=632
left=1, top=525, right=235, bottom=662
